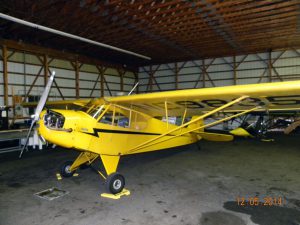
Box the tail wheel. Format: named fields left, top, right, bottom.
left=60, top=161, right=75, bottom=177
left=105, top=172, right=125, bottom=194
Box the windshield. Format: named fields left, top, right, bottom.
left=80, top=99, right=105, bottom=119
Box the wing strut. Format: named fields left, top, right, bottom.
left=125, top=96, right=255, bottom=154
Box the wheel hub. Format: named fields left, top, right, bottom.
left=65, top=165, right=71, bottom=174
left=113, top=179, right=122, bottom=190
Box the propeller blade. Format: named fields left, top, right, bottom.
left=33, top=71, right=55, bottom=122
left=19, top=121, right=35, bottom=158
left=19, top=71, right=56, bottom=158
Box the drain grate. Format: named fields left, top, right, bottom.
left=34, top=187, right=69, bottom=201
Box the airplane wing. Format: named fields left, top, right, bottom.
left=106, top=80, right=300, bottom=117
left=22, top=99, right=91, bottom=109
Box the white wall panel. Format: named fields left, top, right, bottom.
left=152, top=69, right=173, bottom=76
left=79, top=71, right=98, bottom=80
left=238, top=69, right=265, bottom=78
left=138, top=72, right=149, bottom=79
left=178, top=74, right=199, bottom=82
left=79, top=80, right=95, bottom=89
left=55, top=78, right=75, bottom=88
left=50, top=59, right=73, bottom=70
left=183, top=61, right=197, bottom=67
left=178, top=82, right=196, bottom=89
left=8, top=62, right=25, bottom=73
left=104, top=75, right=120, bottom=83
left=180, top=67, right=200, bottom=74
left=25, top=64, right=43, bottom=74
left=138, top=48, right=300, bottom=93
left=158, top=64, right=170, bottom=70
left=123, top=77, right=135, bottom=84
left=105, top=68, right=119, bottom=76
left=155, top=76, right=175, bottom=83
left=80, top=89, right=91, bottom=97
left=159, top=83, right=174, bottom=90
left=52, top=67, right=75, bottom=79
left=80, top=64, right=97, bottom=73
left=7, top=73, right=24, bottom=84
left=276, top=67, right=300, bottom=75
left=60, top=88, right=76, bottom=97
left=107, top=83, right=121, bottom=90
left=213, top=80, right=233, bottom=87
left=1, top=49, right=134, bottom=116
left=274, top=58, right=300, bottom=67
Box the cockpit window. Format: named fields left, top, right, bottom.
left=80, top=100, right=105, bottom=119
left=99, top=111, right=114, bottom=124
left=89, top=105, right=105, bottom=119
left=99, top=111, right=129, bottom=128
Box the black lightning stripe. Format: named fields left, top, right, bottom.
left=81, top=128, right=174, bottom=138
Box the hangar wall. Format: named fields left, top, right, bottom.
left=0, top=43, right=137, bottom=111
left=138, top=48, right=300, bottom=92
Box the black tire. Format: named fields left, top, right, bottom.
left=105, top=173, right=125, bottom=194
left=60, top=161, right=75, bottom=177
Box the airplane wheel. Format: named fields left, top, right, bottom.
left=105, top=173, right=125, bottom=194
left=60, top=161, right=75, bottom=177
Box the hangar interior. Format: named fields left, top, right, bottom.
left=0, top=1, right=300, bottom=225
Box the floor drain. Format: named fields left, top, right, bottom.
left=34, top=187, right=69, bottom=201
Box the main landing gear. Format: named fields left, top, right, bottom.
left=59, top=154, right=126, bottom=195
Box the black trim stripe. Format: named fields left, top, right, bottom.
left=82, top=128, right=174, bottom=137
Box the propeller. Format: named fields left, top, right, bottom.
left=19, top=71, right=56, bottom=158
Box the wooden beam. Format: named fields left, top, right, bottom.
left=2, top=45, right=8, bottom=105
left=43, top=54, right=48, bottom=86
left=268, top=50, right=272, bottom=82
left=149, top=65, right=162, bottom=91
left=96, top=65, right=111, bottom=96
left=74, top=61, right=80, bottom=99
left=175, top=62, right=178, bottom=90
left=100, top=67, right=105, bottom=97
left=7, top=50, right=16, bottom=60
left=202, top=59, right=206, bottom=88
left=233, top=55, right=237, bottom=85
left=148, top=65, right=153, bottom=92
left=134, top=71, right=139, bottom=94
left=23, top=67, right=43, bottom=103
left=118, top=69, right=124, bottom=92
left=47, top=68, right=65, bottom=100
left=89, top=73, right=101, bottom=98
left=0, top=39, right=138, bottom=73
left=97, top=66, right=106, bottom=97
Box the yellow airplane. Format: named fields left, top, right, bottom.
left=22, top=72, right=300, bottom=194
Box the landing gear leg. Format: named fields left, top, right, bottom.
left=100, top=154, right=126, bottom=194
left=60, top=152, right=98, bottom=178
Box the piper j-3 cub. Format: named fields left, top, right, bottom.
left=22, top=71, right=300, bottom=194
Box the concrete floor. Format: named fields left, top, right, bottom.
left=0, top=134, right=300, bottom=225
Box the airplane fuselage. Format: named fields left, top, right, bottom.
left=38, top=108, right=201, bottom=156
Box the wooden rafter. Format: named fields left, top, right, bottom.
left=0, top=1, right=299, bottom=65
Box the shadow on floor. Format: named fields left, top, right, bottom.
left=223, top=201, right=300, bottom=225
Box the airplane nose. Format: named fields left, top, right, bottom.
left=38, top=110, right=74, bottom=148
left=44, top=110, right=65, bottom=129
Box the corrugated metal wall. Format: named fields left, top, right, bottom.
left=0, top=50, right=136, bottom=108
left=139, top=49, right=300, bottom=92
